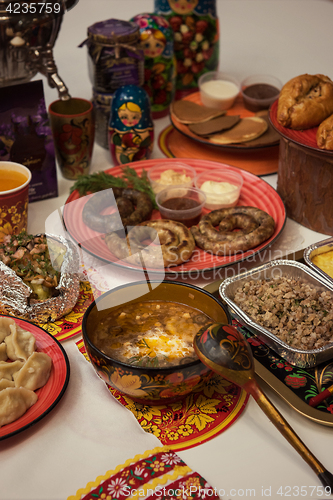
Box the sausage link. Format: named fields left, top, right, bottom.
left=82, top=188, right=153, bottom=233
left=105, top=219, right=195, bottom=268
left=191, top=206, right=275, bottom=255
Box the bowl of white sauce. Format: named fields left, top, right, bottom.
left=194, top=167, right=243, bottom=210
left=198, top=71, right=241, bottom=110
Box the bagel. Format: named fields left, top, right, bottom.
left=191, top=207, right=275, bottom=255
left=105, top=219, right=195, bottom=268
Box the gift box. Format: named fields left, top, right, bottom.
left=0, top=80, right=58, bottom=202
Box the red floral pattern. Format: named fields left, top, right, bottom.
left=77, top=339, right=249, bottom=452
left=39, top=280, right=102, bottom=341
left=75, top=449, right=220, bottom=500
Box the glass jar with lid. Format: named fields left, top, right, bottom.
left=81, top=19, right=145, bottom=94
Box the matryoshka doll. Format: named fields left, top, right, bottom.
left=130, top=13, right=176, bottom=118
left=108, top=85, right=154, bottom=165
left=154, top=0, right=219, bottom=99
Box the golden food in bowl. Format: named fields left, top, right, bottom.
left=82, top=280, right=231, bottom=404
left=311, top=250, right=333, bottom=279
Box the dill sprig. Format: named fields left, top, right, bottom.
left=69, top=171, right=126, bottom=195
left=70, top=167, right=157, bottom=208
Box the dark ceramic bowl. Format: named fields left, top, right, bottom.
left=82, top=280, right=231, bottom=405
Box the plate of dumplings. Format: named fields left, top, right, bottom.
left=0, top=316, right=69, bottom=440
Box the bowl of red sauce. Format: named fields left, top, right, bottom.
left=156, top=186, right=206, bottom=227
left=241, top=74, right=282, bottom=112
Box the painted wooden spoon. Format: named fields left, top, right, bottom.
left=193, top=323, right=333, bottom=490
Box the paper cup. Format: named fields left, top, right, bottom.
left=0, top=161, right=32, bottom=242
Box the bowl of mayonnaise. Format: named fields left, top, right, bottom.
left=194, top=167, right=243, bottom=210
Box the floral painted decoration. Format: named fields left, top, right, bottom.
left=67, top=446, right=221, bottom=500
left=154, top=0, right=219, bottom=96
left=130, top=14, right=176, bottom=117
left=38, top=278, right=103, bottom=342
left=77, top=339, right=249, bottom=451
left=234, top=319, right=333, bottom=415
left=0, top=199, right=28, bottom=243
left=109, top=85, right=154, bottom=165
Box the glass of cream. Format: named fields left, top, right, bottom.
left=198, top=71, right=241, bottom=110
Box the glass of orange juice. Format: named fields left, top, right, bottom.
left=0, top=162, right=32, bottom=243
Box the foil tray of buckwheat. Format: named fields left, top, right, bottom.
left=219, top=260, right=333, bottom=368
left=304, top=237, right=333, bottom=287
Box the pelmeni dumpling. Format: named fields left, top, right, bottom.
left=0, top=343, right=7, bottom=362
left=0, top=387, right=38, bottom=427
left=5, top=324, right=36, bottom=361
left=0, top=317, right=16, bottom=343
left=13, top=352, right=52, bottom=391
left=0, top=360, right=25, bottom=381
left=0, top=379, right=15, bottom=391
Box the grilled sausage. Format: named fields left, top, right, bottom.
left=82, top=188, right=153, bottom=233
left=191, top=207, right=275, bottom=255
left=105, top=219, right=195, bottom=268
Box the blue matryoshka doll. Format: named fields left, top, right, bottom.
left=108, top=85, right=154, bottom=166
left=130, top=13, right=176, bottom=118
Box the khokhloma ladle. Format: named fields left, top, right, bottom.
left=193, top=323, right=333, bottom=490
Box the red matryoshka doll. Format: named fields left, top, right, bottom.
left=108, top=85, right=154, bottom=165
left=154, top=0, right=219, bottom=99
left=130, top=13, right=176, bottom=118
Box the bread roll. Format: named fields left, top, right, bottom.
left=277, top=74, right=333, bottom=130
left=317, top=113, right=333, bottom=150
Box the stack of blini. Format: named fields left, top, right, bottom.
left=170, top=99, right=280, bottom=146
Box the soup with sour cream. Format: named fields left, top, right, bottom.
left=91, top=300, right=213, bottom=367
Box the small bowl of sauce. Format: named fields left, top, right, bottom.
left=241, top=74, right=282, bottom=112
left=156, top=186, right=206, bottom=227
left=198, top=71, right=241, bottom=111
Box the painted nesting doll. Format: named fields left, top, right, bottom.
left=154, top=0, right=219, bottom=99
left=108, top=85, right=154, bottom=165
left=130, top=13, right=176, bottom=118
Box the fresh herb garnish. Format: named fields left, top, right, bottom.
left=138, top=338, right=150, bottom=349
left=70, top=166, right=157, bottom=208
left=70, top=171, right=126, bottom=195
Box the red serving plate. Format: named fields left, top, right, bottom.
left=63, top=158, right=286, bottom=276
left=0, top=317, right=69, bottom=440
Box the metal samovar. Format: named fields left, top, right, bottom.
left=0, top=0, right=78, bottom=99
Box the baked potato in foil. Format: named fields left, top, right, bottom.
left=0, top=232, right=80, bottom=323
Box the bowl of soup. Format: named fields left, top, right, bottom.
left=82, top=280, right=231, bottom=404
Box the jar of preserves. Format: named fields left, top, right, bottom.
left=81, top=19, right=145, bottom=93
